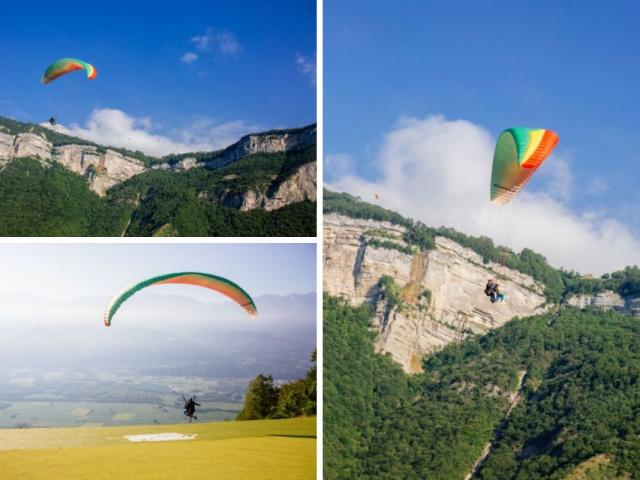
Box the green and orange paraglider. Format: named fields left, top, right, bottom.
left=490, top=127, right=559, bottom=205
left=103, top=272, right=257, bottom=326
left=41, top=58, right=97, bottom=84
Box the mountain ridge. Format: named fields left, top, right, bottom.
left=323, top=189, right=640, bottom=373
left=0, top=116, right=317, bottom=236
left=0, top=116, right=316, bottom=196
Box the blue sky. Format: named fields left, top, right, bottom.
left=0, top=0, right=316, bottom=155
left=0, top=243, right=316, bottom=301
left=325, top=0, right=640, bottom=273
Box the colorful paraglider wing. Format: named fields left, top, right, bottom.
left=41, top=58, right=97, bottom=84
left=103, top=272, right=257, bottom=326
left=490, top=127, right=559, bottom=205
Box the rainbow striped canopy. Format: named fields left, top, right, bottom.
left=490, top=127, right=559, bottom=205
left=103, top=272, right=257, bottom=326
left=41, top=58, right=97, bottom=84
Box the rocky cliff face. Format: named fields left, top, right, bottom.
left=0, top=132, right=53, bottom=165
left=53, top=145, right=146, bottom=195
left=565, top=291, right=640, bottom=317
left=0, top=130, right=145, bottom=196
left=324, top=213, right=549, bottom=373
left=0, top=122, right=316, bottom=204
left=221, top=162, right=316, bottom=211
left=155, top=125, right=317, bottom=171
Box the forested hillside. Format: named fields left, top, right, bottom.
left=324, top=295, right=640, bottom=479
left=0, top=149, right=316, bottom=236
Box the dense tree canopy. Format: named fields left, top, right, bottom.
left=324, top=295, right=640, bottom=479
left=237, top=350, right=316, bottom=421
left=0, top=150, right=316, bottom=236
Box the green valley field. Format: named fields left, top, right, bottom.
left=0, top=416, right=315, bottom=479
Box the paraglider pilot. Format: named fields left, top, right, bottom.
left=184, top=397, right=200, bottom=422
left=48, top=116, right=56, bottom=127
left=484, top=279, right=505, bottom=303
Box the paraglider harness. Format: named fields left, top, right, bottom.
left=48, top=116, right=56, bottom=127
left=182, top=395, right=200, bottom=422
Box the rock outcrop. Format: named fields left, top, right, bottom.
left=0, top=121, right=316, bottom=204
left=222, top=162, right=316, bottom=211
left=204, top=125, right=316, bottom=170
left=154, top=124, right=317, bottom=171
left=0, top=131, right=145, bottom=196
left=324, top=213, right=549, bottom=373
left=565, top=290, right=640, bottom=317
left=53, top=145, right=146, bottom=195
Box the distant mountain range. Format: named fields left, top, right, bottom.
left=0, top=116, right=316, bottom=236
left=0, top=292, right=316, bottom=379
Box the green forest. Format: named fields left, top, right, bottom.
left=324, top=296, right=640, bottom=479
left=0, top=148, right=316, bottom=236
left=237, top=351, right=317, bottom=421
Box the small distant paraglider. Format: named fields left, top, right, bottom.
left=374, top=193, right=380, bottom=201
left=490, top=127, right=559, bottom=205
left=41, top=58, right=97, bottom=84
left=103, top=272, right=257, bottom=326
left=48, top=116, right=56, bottom=127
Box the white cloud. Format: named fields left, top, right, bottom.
left=325, top=153, right=354, bottom=179
left=216, top=30, right=241, bottom=55
left=61, top=108, right=259, bottom=157
left=534, top=156, right=573, bottom=203
left=191, top=28, right=215, bottom=51
left=190, top=27, right=241, bottom=55
left=329, top=115, right=640, bottom=274
left=181, top=52, right=198, bottom=65
left=295, top=54, right=316, bottom=86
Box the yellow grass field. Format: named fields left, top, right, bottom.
left=0, top=416, right=316, bottom=479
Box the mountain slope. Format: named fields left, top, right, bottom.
left=0, top=117, right=316, bottom=236
left=324, top=297, right=640, bottom=480
left=324, top=190, right=640, bottom=371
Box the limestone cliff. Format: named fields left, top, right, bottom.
left=0, top=130, right=145, bottom=196
left=221, top=162, right=316, bottom=211
left=565, top=290, right=640, bottom=317
left=0, top=121, right=316, bottom=206
left=53, top=145, right=146, bottom=195
left=155, top=124, right=317, bottom=171
left=324, top=213, right=549, bottom=373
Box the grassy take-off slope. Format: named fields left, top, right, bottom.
left=0, top=417, right=315, bottom=479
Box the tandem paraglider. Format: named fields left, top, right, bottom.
left=485, top=127, right=559, bottom=303
left=490, top=127, right=559, bottom=205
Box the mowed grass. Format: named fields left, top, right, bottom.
left=0, top=417, right=316, bottom=479
left=0, top=400, right=243, bottom=428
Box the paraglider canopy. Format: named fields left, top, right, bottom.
left=41, top=58, right=97, bottom=84
left=103, top=272, right=257, bottom=326
left=490, top=127, right=559, bottom=205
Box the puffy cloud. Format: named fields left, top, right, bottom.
left=61, top=108, right=259, bottom=157
left=295, top=54, right=316, bottom=86
left=190, top=27, right=241, bottom=55
left=181, top=52, right=198, bottom=65
left=325, top=153, right=354, bottom=179
left=329, top=115, right=640, bottom=274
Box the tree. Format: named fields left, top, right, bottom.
left=236, top=374, right=279, bottom=420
